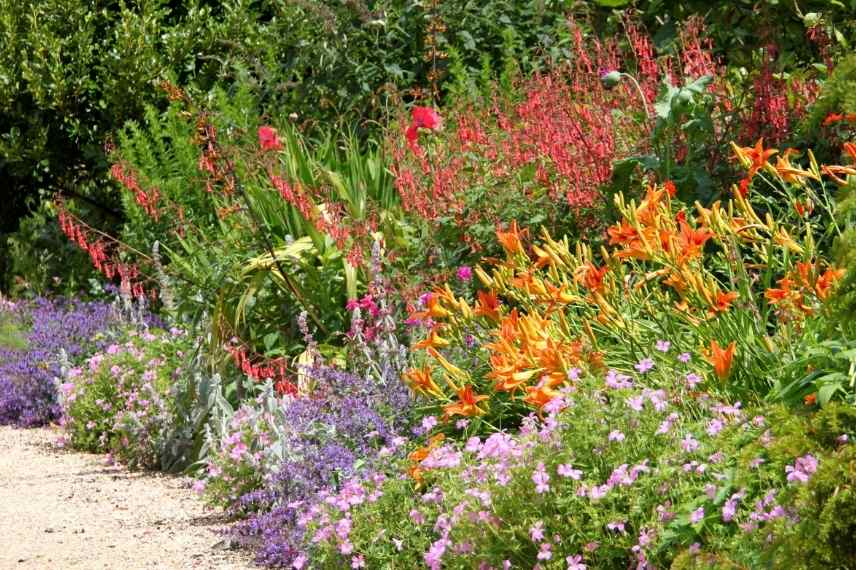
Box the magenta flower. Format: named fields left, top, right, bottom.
left=566, top=554, right=587, bottom=570
left=537, top=543, right=553, bottom=560
left=706, top=418, right=724, bottom=436
left=456, top=265, right=473, bottom=281
left=655, top=340, right=671, bottom=352
left=678, top=352, right=692, bottom=363
left=608, top=430, right=625, bottom=443
left=685, top=372, right=702, bottom=388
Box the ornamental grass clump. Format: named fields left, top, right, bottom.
left=403, top=140, right=849, bottom=432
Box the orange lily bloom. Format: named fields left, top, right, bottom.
left=414, top=327, right=451, bottom=350
left=443, top=385, right=489, bottom=419
left=823, top=113, right=856, bottom=126
left=408, top=433, right=445, bottom=482
left=496, top=221, right=527, bottom=255
left=410, top=293, right=451, bottom=321
left=403, top=365, right=444, bottom=398
left=709, top=290, right=739, bottom=315
left=733, top=138, right=777, bottom=179
left=821, top=164, right=856, bottom=185
left=765, top=277, right=795, bottom=305
left=794, top=261, right=814, bottom=288
left=794, top=200, right=813, bottom=218
left=523, top=382, right=562, bottom=409
left=607, top=220, right=639, bottom=247
left=474, top=290, right=501, bottom=321
left=815, top=267, right=845, bottom=300
left=704, top=339, right=736, bottom=380
left=575, top=263, right=608, bottom=293
left=677, top=220, right=714, bottom=262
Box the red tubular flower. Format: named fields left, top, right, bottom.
left=258, top=126, right=283, bottom=151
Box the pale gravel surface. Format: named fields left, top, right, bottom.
left=0, top=425, right=254, bottom=570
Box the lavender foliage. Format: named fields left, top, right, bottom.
left=0, top=298, right=116, bottom=427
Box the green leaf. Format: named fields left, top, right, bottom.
left=263, top=332, right=279, bottom=351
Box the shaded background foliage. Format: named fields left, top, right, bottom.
left=2, top=0, right=855, bottom=294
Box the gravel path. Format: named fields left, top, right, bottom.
left=0, top=426, right=254, bottom=570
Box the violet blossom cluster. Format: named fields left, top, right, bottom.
left=1, top=298, right=115, bottom=427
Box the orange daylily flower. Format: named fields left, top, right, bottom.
left=414, top=327, right=451, bottom=350
left=523, top=382, right=562, bottom=409
left=765, top=277, right=795, bottom=305
left=844, top=142, right=856, bottom=162
left=815, top=267, right=846, bottom=300
left=410, top=293, right=451, bottom=321
left=443, top=385, right=489, bottom=419
left=408, top=433, right=445, bottom=482
left=733, top=138, right=777, bottom=179
left=607, top=220, right=639, bottom=247
left=664, top=180, right=677, bottom=198
left=496, top=221, right=527, bottom=255
left=403, top=364, right=444, bottom=398
left=821, top=164, right=856, bottom=185
left=794, top=200, right=813, bottom=218
left=677, top=220, right=714, bottom=262
left=663, top=271, right=688, bottom=294
left=704, top=339, right=736, bottom=380
left=823, top=113, right=856, bottom=126
left=709, top=290, right=739, bottom=315
left=474, top=290, right=501, bottom=321
left=487, top=358, right=540, bottom=393
left=735, top=177, right=751, bottom=198
left=794, top=262, right=814, bottom=289
left=804, top=393, right=817, bottom=406
left=575, top=263, right=608, bottom=293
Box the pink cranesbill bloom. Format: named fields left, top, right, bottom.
left=690, top=507, right=705, bottom=524
left=529, top=520, right=545, bottom=542
left=532, top=462, right=551, bottom=494
left=557, top=463, right=582, bottom=480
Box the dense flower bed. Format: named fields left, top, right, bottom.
left=0, top=298, right=115, bottom=427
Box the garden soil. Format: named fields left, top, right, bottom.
left=0, top=426, right=253, bottom=569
